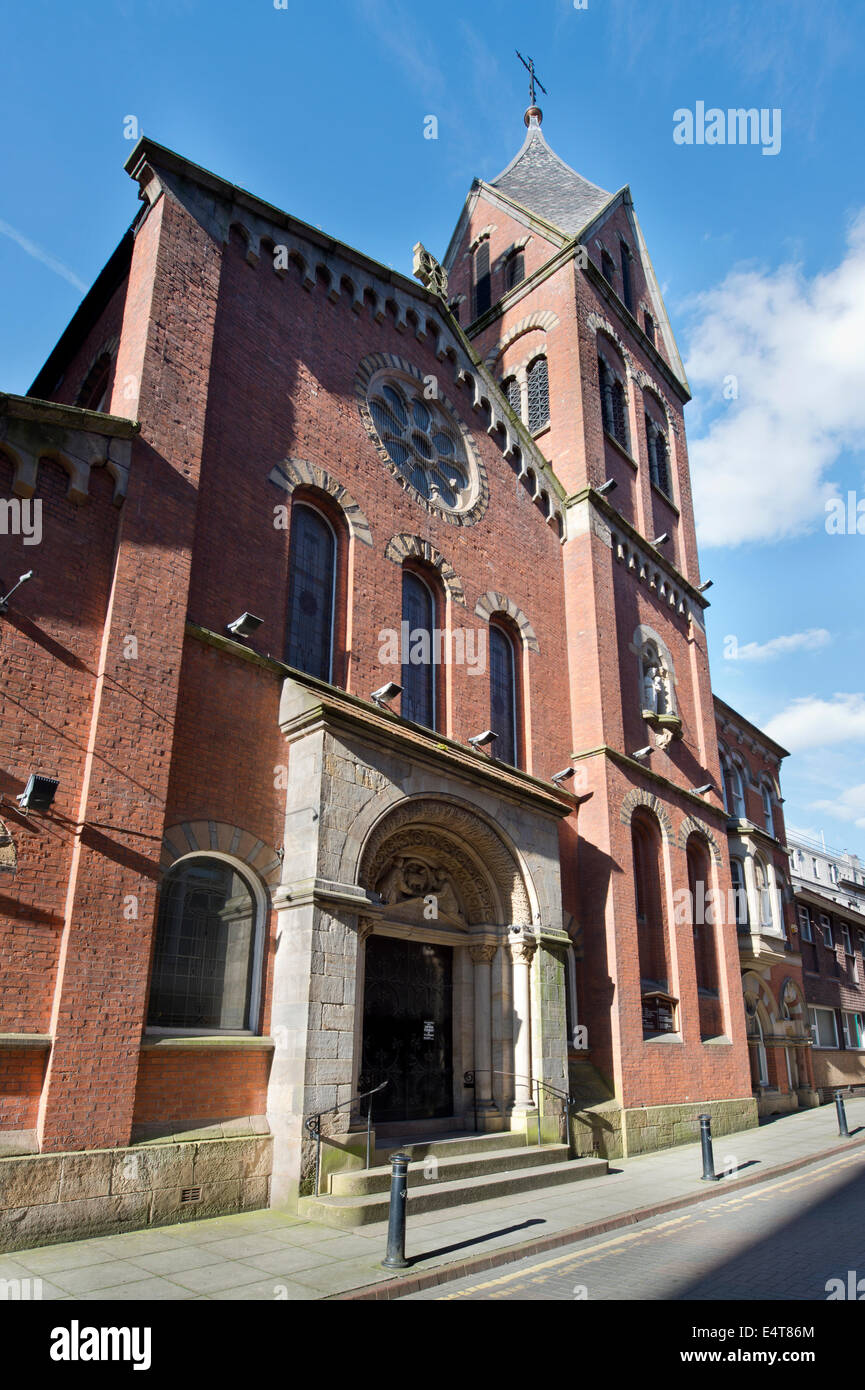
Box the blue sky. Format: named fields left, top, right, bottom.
left=2, top=0, right=864, bottom=854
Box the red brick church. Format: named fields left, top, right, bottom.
left=1, top=98, right=798, bottom=1243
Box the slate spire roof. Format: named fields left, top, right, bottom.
left=490, top=113, right=611, bottom=236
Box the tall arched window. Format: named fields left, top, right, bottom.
left=750, top=1009, right=769, bottom=1087
left=76, top=353, right=112, bottom=412
left=148, top=858, right=260, bottom=1031
left=527, top=356, right=549, bottom=432
left=721, top=754, right=745, bottom=819
left=761, top=781, right=775, bottom=835
left=632, top=812, right=670, bottom=995
left=286, top=503, right=336, bottom=681
left=473, top=239, right=491, bottom=318
left=645, top=414, right=671, bottom=496
left=598, top=355, right=628, bottom=450
left=489, top=623, right=518, bottom=767
left=505, top=250, right=525, bottom=290
left=688, top=836, right=721, bottom=1039
left=730, top=857, right=749, bottom=928
left=401, top=569, right=436, bottom=729
left=502, top=375, right=521, bottom=420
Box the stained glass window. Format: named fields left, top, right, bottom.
left=527, top=356, right=549, bottom=432
left=286, top=504, right=335, bottom=681
left=401, top=571, right=436, bottom=729
left=148, top=859, right=257, bottom=1030
left=489, top=625, right=517, bottom=766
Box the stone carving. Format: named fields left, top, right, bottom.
left=359, top=797, right=532, bottom=926
left=509, top=933, right=537, bottom=965
left=0, top=819, right=16, bottom=873
left=468, top=943, right=497, bottom=965
left=412, top=242, right=449, bottom=300
left=375, top=853, right=467, bottom=928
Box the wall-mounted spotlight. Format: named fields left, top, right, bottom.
left=551, top=767, right=576, bottom=786
left=691, top=783, right=713, bottom=795
left=16, top=774, right=59, bottom=814
left=596, top=478, right=617, bottom=496
left=631, top=747, right=653, bottom=760
left=371, top=681, right=402, bottom=709
left=226, top=612, right=263, bottom=638
left=468, top=729, right=498, bottom=751
left=0, top=570, right=35, bottom=615
left=652, top=533, right=669, bottom=547
left=697, top=579, right=713, bottom=593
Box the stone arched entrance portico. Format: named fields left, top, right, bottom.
left=351, top=796, right=541, bottom=1133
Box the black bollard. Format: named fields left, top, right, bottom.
left=835, top=1089, right=850, bottom=1138
left=699, top=1113, right=719, bottom=1181
left=382, top=1152, right=411, bottom=1269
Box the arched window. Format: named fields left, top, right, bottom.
left=641, top=640, right=671, bottom=715
left=286, top=503, right=336, bottom=681
left=632, top=811, right=671, bottom=1010
left=489, top=623, right=518, bottom=767
left=619, top=241, right=633, bottom=311
left=601, top=249, right=615, bottom=286
left=473, top=239, right=491, bottom=318
left=730, top=857, right=749, bottom=928
left=76, top=353, right=112, bottom=412
left=598, top=355, right=628, bottom=450
left=644, top=310, right=656, bottom=345
left=721, top=755, right=745, bottom=819
left=645, top=414, right=671, bottom=497
left=527, top=356, right=549, bottom=432
left=148, top=858, right=260, bottom=1031
left=751, top=1010, right=769, bottom=1086
left=502, top=375, right=521, bottom=420
left=504, top=250, right=525, bottom=290
left=688, top=836, right=721, bottom=1039
left=761, top=781, right=775, bottom=835
left=401, top=569, right=436, bottom=729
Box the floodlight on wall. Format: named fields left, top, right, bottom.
left=596, top=479, right=617, bottom=496
left=652, top=533, right=669, bottom=547
left=0, top=570, right=35, bottom=615
left=226, top=612, right=263, bottom=638
left=697, top=580, right=713, bottom=593
left=16, top=774, right=59, bottom=814
left=551, top=767, right=576, bottom=786
left=468, top=730, right=498, bottom=751
left=691, top=783, right=713, bottom=795
left=631, top=747, right=653, bottom=760
left=371, top=681, right=402, bottom=709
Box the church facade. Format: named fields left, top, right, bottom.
left=0, top=107, right=764, bottom=1245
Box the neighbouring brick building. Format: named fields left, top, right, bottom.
left=788, top=831, right=865, bottom=1099
left=0, top=104, right=761, bottom=1248
left=714, top=699, right=818, bottom=1116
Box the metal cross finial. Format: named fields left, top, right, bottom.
left=516, top=50, right=547, bottom=107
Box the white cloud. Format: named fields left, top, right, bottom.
left=684, top=210, right=865, bottom=547
left=812, top=784, right=865, bottom=829
left=763, top=693, right=865, bottom=750
left=0, top=218, right=86, bottom=292
left=726, top=628, right=831, bottom=662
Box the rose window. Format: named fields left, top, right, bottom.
left=368, top=382, right=473, bottom=512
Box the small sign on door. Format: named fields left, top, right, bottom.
left=423, top=1020, right=435, bottom=1040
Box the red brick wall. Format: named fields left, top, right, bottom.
left=132, top=1049, right=271, bottom=1126
left=0, top=1049, right=46, bottom=1130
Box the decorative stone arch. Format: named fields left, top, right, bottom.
left=474, top=591, right=540, bottom=652
left=742, top=970, right=781, bottom=1029
left=778, top=976, right=807, bottom=1028
left=678, top=816, right=723, bottom=864
left=485, top=311, right=561, bottom=369
left=384, top=534, right=467, bottom=606
left=160, top=820, right=282, bottom=893
left=357, top=796, right=532, bottom=927
left=467, top=224, right=497, bottom=255
left=586, top=312, right=633, bottom=372
left=267, top=456, right=373, bottom=546
left=619, top=789, right=674, bottom=845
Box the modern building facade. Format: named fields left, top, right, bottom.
left=0, top=106, right=761, bottom=1246
left=789, top=830, right=865, bottom=1099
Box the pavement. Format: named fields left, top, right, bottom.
left=2, top=1100, right=864, bottom=1302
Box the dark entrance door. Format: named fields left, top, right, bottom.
left=360, top=935, right=453, bottom=1122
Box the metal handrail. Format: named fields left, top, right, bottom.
left=304, top=1079, right=389, bottom=1197
left=464, top=1069, right=575, bottom=1146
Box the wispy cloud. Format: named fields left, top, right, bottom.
left=684, top=209, right=865, bottom=547
left=812, top=784, right=865, bottom=830
left=764, top=693, right=865, bottom=751
left=0, top=217, right=86, bottom=292
left=725, top=628, right=831, bottom=662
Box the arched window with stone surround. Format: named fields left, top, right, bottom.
left=687, top=835, right=722, bottom=1039
left=489, top=621, right=519, bottom=768
left=645, top=413, right=671, bottom=497
left=526, top=355, right=549, bottom=432
left=148, top=857, right=262, bottom=1032
left=473, top=238, right=491, bottom=318
left=502, top=375, right=522, bottom=421
left=504, top=249, right=525, bottom=291
left=720, top=751, right=746, bottom=819
left=598, top=350, right=629, bottom=451
left=401, top=568, right=438, bottom=730
left=761, top=780, right=775, bottom=836
left=76, top=352, right=112, bottom=412
left=730, top=856, right=749, bottom=928
left=286, top=502, right=336, bottom=682
left=632, top=810, right=675, bottom=1035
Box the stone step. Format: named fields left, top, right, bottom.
left=373, top=1130, right=530, bottom=1162
left=332, top=1143, right=569, bottom=1196
left=299, top=1155, right=608, bottom=1228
